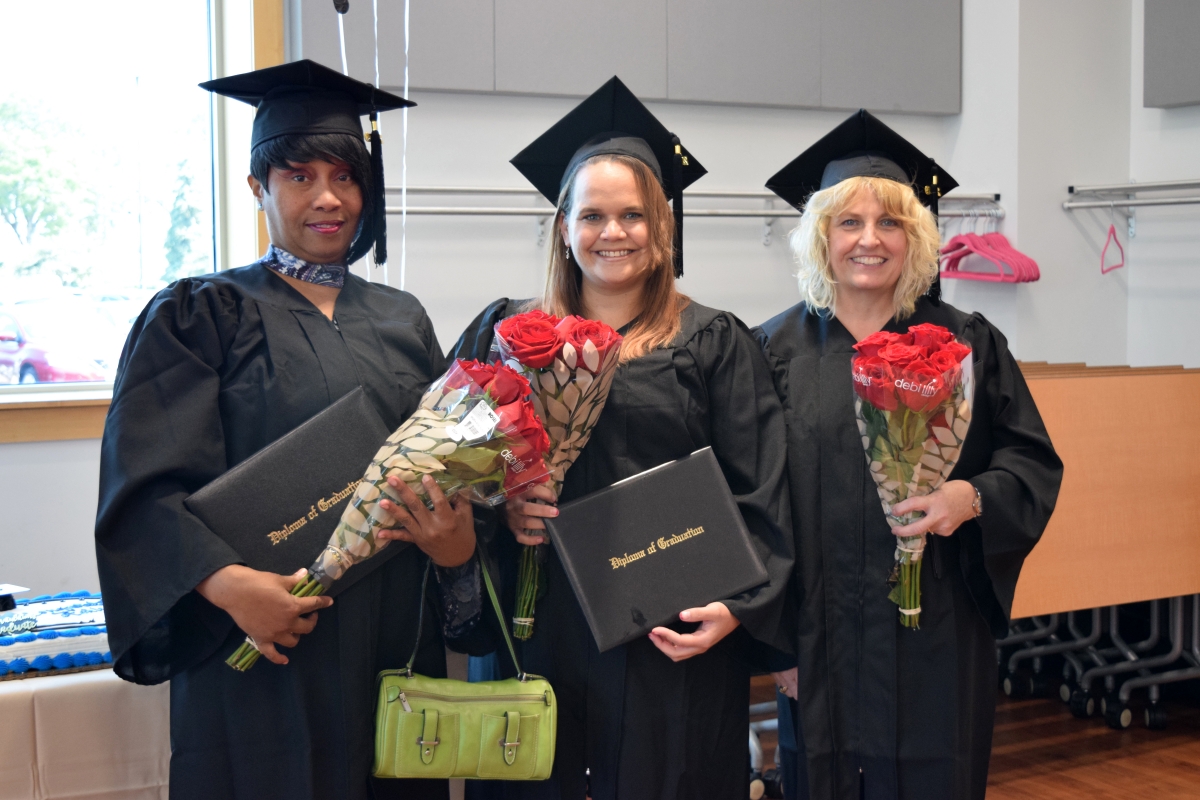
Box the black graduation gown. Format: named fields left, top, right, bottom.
left=753, top=297, right=1063, bottom=800
left=95, top=262, right=451, bottom=800
left=452, top=299, right=794, bottom=800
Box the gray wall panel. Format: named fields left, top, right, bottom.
left=1144, top=0, right=1200, bottom=108
left=666, top=0, right=821, bottom=106
left=403, top=1, right=495, bottom=92
left=819, top=0, right=961, bottom=114
left=494, top=0, right=668, bottom=98
left=296, top=0, right=493, bottom=93
left=290, top=0, right=961, bottom=113
left=296, top=0, right=380, bottom=84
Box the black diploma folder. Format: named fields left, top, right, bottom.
left=184, top=387, right=399, bottom=597
left=545, top=447, right=769, bottom=652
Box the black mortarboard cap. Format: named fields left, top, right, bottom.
left=200, top=59, right=414, bottom=266
left=766, top=109, right=957, bottom=211
left=766, top=109, right=957, bottom=302
left=510, top=76, right=707, bottom=277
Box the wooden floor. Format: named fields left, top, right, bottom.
left=988, top=692, right=1200, bottom=799
left=753, top=675, right=1200, bottom=798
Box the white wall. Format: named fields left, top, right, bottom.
left=0, top=439, right=102, bottom=593
left=1127, top=0, right=1200, bottom=367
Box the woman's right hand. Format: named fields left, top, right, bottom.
left=504, top=483, right=559, bottom=545
left=196, top=564, right=333, bottom=665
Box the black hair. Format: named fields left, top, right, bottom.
left=250, top=132, right=375, bottom=264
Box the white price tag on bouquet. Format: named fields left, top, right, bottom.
left=447, top=401, right=501, bottom=442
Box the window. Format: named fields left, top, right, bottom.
left=0, top=1, right=216, bottom=385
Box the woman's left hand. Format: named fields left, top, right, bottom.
left=377, top=474, right=476, bottom=567
left=890, top=479, right=977, bottom=539
left=648, top=602, right=741, bottom=662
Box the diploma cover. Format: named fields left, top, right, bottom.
left=185, top=387, right=401, bottom=597
left=545, top=447, right=769, bottom=652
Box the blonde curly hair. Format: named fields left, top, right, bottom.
left=787, top=175, right=941, bottom=320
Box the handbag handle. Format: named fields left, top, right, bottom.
left=404, top=555, right=528, bottom=681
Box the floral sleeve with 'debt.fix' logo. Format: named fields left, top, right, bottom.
left=851, top=323, right=974, bottom=629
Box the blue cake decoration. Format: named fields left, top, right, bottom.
left=0, top=591, right=108, bottom=678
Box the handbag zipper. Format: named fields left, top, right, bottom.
left=396, top=689, right=551, bottom=706
left=377, top=674, right=551, bottom=707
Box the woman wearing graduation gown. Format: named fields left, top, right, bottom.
left=450, top=78, right=793, bottom=800
left=754, top=110, right=1063, bottom=800
left=95, top=61, right=484, bottom=800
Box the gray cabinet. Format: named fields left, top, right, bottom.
left=1144, top=0, right=1200, bottom=108
left=666, top=0, right=821, bottom=107
left=294, top=0, right=494, bottom=92
left=819, top=0, right=960, bottom=114
left=494, top=0, right=667, bottom=98
left=292, top=0, right=961, bottom=114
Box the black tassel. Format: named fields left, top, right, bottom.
left=927, top=161, right=942, bottom=305
left=671, top=134, right=684, bottom=279
left=369, top=110, right=387, bottom=267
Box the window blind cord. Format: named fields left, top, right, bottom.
left=337, top=13, right=348, bottom=76
left=373, top=0, right=387, bottom=286
left=400, top=0, right=409, bottom=291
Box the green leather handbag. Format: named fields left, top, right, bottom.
left=373, top=560, right=556, bottom=781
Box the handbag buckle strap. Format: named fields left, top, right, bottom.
left=502, top=710, right=521, bottom=766
left=419, top=708, right=440, bottom=765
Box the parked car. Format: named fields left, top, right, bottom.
left=0, top=299, right=121, bottom=384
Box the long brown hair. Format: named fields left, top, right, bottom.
left=534, top=154, right=687, bottom=364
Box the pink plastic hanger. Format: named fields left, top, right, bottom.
left=982, top=233, right=1040, bottom=281
left=1101, top=205, right=1125, bottom=274
left=940, top=233, right=1018, bottom=282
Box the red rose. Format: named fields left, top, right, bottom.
left=852, top=356, right=898, bottom=411
left=940, top=341, right=972, bottom=364
left=894, top=359, right=952, bottom=413
left=927, top=349, right=960, bottom=376
left=487, top=364, right=530, bottom=405
left=853, top=331, right=901, bottom=359
left=908, top=323, right=956, bottom=350
left=461, top=359, right=498, bottom=388
left=497, top=312, right=564, bottom=368
left=877, top=342, right=923, bottom=368
left=444, top=359, right=495, bottom=391
left=554, top=315, right=580, bottom=338
left=496, top=399, right=552, bottom=490
left=562, top=318, right=622, bottom=372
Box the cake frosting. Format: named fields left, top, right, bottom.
left=0, top=591, right=111, bottom=677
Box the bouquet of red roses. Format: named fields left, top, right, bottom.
left=852, top=323, right=974, bottom=628
left=490, top=310, right=624, bottom=640
left=226, top=359, right=552, bottom=671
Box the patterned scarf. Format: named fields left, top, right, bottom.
left=262, top=244, right=347, bottom=288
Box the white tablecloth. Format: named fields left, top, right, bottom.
left=0, top=670, right=169, bottom=800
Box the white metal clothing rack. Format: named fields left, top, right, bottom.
left=383, top=187, right=1005, bottom=245
left=1062, top=180, right=1200, bottom=238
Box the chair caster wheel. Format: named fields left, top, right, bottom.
left=1105, top=699, right=1132, bottom=730
left=1059, top=672, right=1079, bottom=703
left=1145, top=704, right=1168, bottom=730
left=1069, top=689, right=1095, bottom=718
left=1030, top=672, right=1050, bottom=697
left=1004, top=668, right=1033, bottom=698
